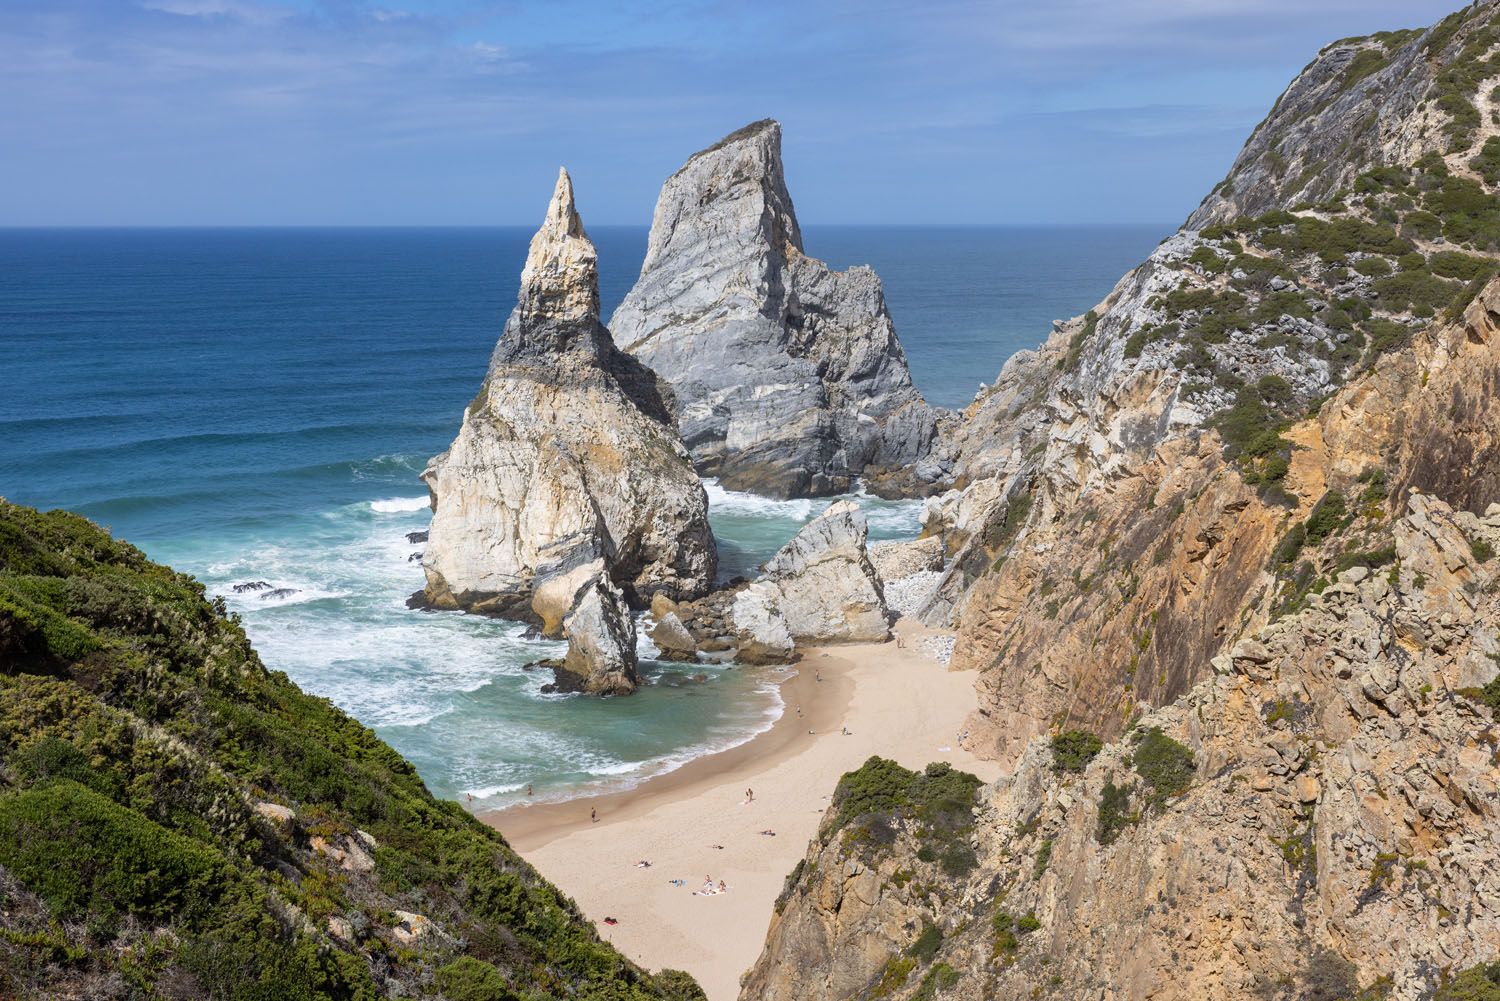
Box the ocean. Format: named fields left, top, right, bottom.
left=0, top=224, right=1165, bottom=808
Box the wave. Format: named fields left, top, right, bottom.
left=703, top=479, right=816, bottom=521
left=370, top=496, right=430, bottom=513
left=465, top=782, right=527, bottom=799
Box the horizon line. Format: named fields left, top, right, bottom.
left=0, top=221, right=1177, bottom=231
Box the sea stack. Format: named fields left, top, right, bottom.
left=609, top=119, right=945, bottom=499
left=417, top=168, right=717, bottom=694
left=731, top=499, right=890, bottom=662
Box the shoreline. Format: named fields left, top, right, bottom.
left=484, top=620, right=1001, bottom=1001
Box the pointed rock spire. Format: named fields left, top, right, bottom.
left=515, top=167, right=600, bottom=329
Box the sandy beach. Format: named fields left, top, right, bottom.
left=485, top=620, right=1002, bottom=1001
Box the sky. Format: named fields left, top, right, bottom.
left=0, top=0, right=1468, bottom=226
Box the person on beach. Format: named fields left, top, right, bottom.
left=718, top=880, right=727, bottom=894
left=465, top=793, right=473, bottom=803
left=526, top=783, right=532, bottom=796
left=591, top=807, right=597, bottom=823
left=746, top=787, right=754, bottom=803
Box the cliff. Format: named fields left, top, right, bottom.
left=417, top=168, right=717, bottom=692
left=609, top=120, right=947, bottom=499
left=750, top=4, right=1500, bottom=999
left=0, top=500, right=704, bottom=1000
left=745, top=269, right=1500, bottom=1001
left=909, top=0, right=1500, bottom=757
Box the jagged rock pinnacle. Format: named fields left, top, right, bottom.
left=515, top=166, right=600, bottom=328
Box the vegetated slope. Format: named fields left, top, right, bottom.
left=0, top=501, right=703, bottom=1001
left=918, top=0, right=1500, bottom=759
left=744, top=265, right=1500, bottom=1001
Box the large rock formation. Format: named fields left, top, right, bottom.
left=731, top=500, right=890, bottom=662
left=748, top=7, right=1500, bottom=999
left=417, top=168, right=716, bottom=691
left=609, top=120, right=946, bottom=499
left=886, top=1, right=1500, bottom=756
left=745, top=275, right=1500, bottom=1001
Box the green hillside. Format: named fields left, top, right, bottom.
left=0, top=500, right=702, bottom=1001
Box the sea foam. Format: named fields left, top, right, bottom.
left=370, top=496, right=431, bottom=514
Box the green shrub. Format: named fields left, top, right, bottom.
left=1361, top=318, right=1407, bottom=355
left=829, top=758, right=982, bottom=874
left=1430, top=250, right=1500, bottom=282
left=1474, top=137, right=1500, bottom=186
left=436, top=957, right=517, bottom=1001
left=0, top=781, right=226, bottom=924
left=908, top=922, right=943, bottom=964
left=1131, top=728, right=1196, bottom=810
left=1189, top=246, right=1228, bottom=274
left=912, top=963, right=961, bottom=1001
left=1096, top=780, right=1136, bottom=846
left=1354, top=256, right=1392, bottom=277
left=653, top=970, right=709, bottom=1001
left=1473, top=539, right=1496, bottom=563
left=1373, top=271, right=1462, bottom=312
left=1050, top=730, right=1104, bottom=773
left=1304, top=491, right=1349, bottom=546
left=1032, top=837, right=1054, bottom=879
left=1433, top=961, right=1500, bottom=1001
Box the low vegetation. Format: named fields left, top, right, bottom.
left=829, top=757, right=983, bottom=878
left=0, top=501, right=697, bottom=1000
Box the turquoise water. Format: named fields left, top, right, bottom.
left=0, top=224, right=1164, bottom=807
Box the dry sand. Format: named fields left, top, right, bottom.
left=485, top=621, right=1001, bottom=1001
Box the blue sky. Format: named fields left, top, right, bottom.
left=0, top=0, right=1464, bottom=226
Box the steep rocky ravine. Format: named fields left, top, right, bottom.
left=745, top=268, right=1500, bottom=1001
left=750, top=4, right=1500, bottom=999
left=915, top=0, right=1500, bottom=756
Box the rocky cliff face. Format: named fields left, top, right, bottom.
left=744, top=275, right=1500, bottom=1001
left=749, top=5, right=1500, bottom=998
left=609, top=120, right=946, bottom=500
left=417, top=169, right=716, bottom=692
left=908, top=0, right=1500, bottom=754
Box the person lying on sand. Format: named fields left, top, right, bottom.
left=634, top=860, right=652, bottom=868
left=708, top=843, right=723, bottom=850
left=759, top=829, right=776, bottom=836
left=668, top=878, right=686, bottom=886
left=603, top=916, right=618, bottom=925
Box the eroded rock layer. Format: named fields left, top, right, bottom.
left=418, top=169, right=715, bottom=692
left=610, top=120, right=946, bottom=499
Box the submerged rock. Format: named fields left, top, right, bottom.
left=731, top=499, right=890, bottom=658
left=417, top=168, right=717, bottom=693
left=610, top=120, right=945, bottom=499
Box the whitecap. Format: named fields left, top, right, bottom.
left=370, top=496, right=430, bottom=514
left=703, top=479, right=816, bottom=521
left=465, top=782, right=526, bottom=799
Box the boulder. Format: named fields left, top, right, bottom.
left=609, top=120, right=943, bottom=499
left=648, top=609, right=699, bottom=663
left=555, top=574, right=638, bottom=695
left=732, top=500, right=890, bottom=653
left=416, top=168, right=716, bottom=635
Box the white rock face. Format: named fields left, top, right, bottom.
left=867, top=536, right=944, bottom=586
left=610, top=120, right=945, bottom=499
left=558, top=574, right=638, bottom=695
left=731, top=500, right=890, bottom=657
left=418, top=168, right=716, bottom=692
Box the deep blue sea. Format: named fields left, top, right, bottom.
left=0, top=224, right=1164, bottom=807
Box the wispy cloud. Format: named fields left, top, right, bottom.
left=0, top=0, right=1468, bottom=225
